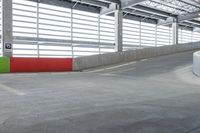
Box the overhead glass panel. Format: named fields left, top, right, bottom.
left=12, top=0, right=117, bottom=58
left=141, top=22, right=156, bottom=47
left=100, top=15, right=115, bottom=53
left=182, top=30, right=192, bottom=44
left=123, top=19, right=140, bottom=51
left=13, top=0, right=37, bottom=57
left=38, top=3, right=72, bottom=58
left=156, top=25, right=172, bottom=46
left=72, top=9, right=99, bottom=57
left=192, top=32, right=200, bottom=42
left=179, top=29, right=192, bottom=44
left=11, top=0, right=200, bottom=58
left=13, top=0, right=72, bottom=58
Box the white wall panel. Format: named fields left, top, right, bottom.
left=123, top=19, right=140, bottom=51
left=100, top=15, right=115, bottom=53
left=11, top=0, right=200, bottom=58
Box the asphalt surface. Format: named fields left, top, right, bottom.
left=0, top=50, right=200, bottom=133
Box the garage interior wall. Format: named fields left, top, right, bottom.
left=11, top=0, right=200, bottom=59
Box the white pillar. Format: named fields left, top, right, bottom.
left=172, top=18, right=178, bottom=45
left=2, top=0, right=13, bottom=57
left=115, top=8, right=123, bottom=52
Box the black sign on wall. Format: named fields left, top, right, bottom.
left=5, top=43, right=12, bottom=50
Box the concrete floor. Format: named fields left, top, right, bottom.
left=0, top=51, right=200, bottom=133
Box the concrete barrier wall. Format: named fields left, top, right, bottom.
left=73, top=42, right=200, bottom=71
left=193, top=51, right=200, bottom=77
left=0, top=57, right=73, bottom=73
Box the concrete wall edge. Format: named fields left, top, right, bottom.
left=73, top=43, right=200, bottom=71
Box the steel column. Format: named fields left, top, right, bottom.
left=139, top=21, right=142, bottom=48
left=2, top=0, right=13, bottom=57
left=98, top=15, right=101, bottom=54
left=155, top=25, right=157, bottom=47
left=172, top=18, right=178, bottom=45
left=114, top=8, right=123, bottom=52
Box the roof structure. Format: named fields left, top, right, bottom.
left=48, top=0, right=200, bottom=30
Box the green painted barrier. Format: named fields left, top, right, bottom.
left=0, top=57, right=10, bottom=73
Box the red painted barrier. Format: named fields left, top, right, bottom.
left=10, top=57, right=73, bottom=72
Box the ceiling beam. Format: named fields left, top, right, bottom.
left=123, top=13, right=157, bottom=24
left=157, top=17, right=174, bottom=25
left=121, top=0, right=147, bottom=9
left=97, top=0, right=120, bottom=4
left=100, top=3, right=118, bottom=15
left=187, top=20, right=200, bottom=26
left=178, top=24, right=194, bottom=31
left=124, top=8, right=167, bottom=20
left=158, top=11, right=200, bottom=25
left=106, top=12, right=157, bottom=24
left=178, top=11, right=200, bottom=22
left=71, top=0, right=109, bottom=8
left=178, top=0, right=200, bottom=8
left=181, top=22, right=200, bottom=29
left=193, top=27, right=200, bottom=32
left=130, top=5, right=174, bottom=17
left=27, top=0, right=100, bottom=13
left=100, top=0, right=146, bottom=15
